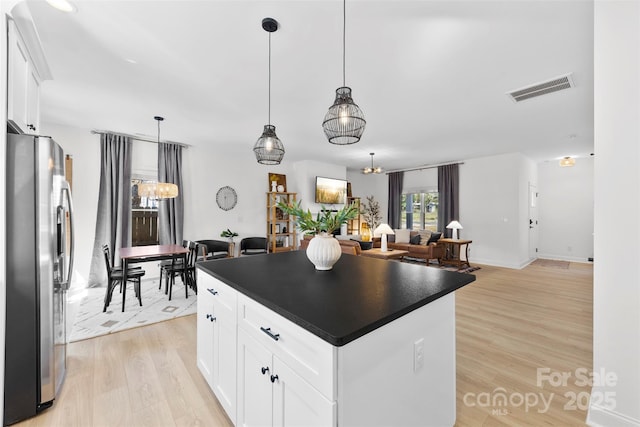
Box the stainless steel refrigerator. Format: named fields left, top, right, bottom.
left=4, top=133, right=74, bottom=425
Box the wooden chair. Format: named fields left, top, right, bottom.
left=161, top=240, right=198, bottom=300
left=102, top=245, right=145, bottom=312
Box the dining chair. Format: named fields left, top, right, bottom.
left=159, top=239, right=188, bottom=291
left=195, top=239, right=231, bottom=261
left=240, top=237, right=268, bottom=255
left=161, top=240, right=198, bottom=300
left=102, top=245, right=146, bottom=312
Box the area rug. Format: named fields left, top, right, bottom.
left=403, top=257, right=481, bottom=273
left=69, top=278, right=197, bottom=342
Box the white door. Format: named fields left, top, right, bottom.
left=528, top=183, right=539, bottom=260
left=272, top=356, right=336, bottom=427
left=237, top=328, right=273, bottom=427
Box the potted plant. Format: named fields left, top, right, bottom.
left=220, top=228, right=239, bottom=242
left=361, top=195, right=382, bottom=234
left=277, top=200, right=359, bottom=270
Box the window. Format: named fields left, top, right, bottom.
left=131, top=178, right=159, bottom=246
left=401, top=192, right=439, bottom=231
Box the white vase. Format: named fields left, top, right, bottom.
left=306, top=233, right=342, bottom=270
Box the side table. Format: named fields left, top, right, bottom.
left=439, top=239, right=472, bottom=270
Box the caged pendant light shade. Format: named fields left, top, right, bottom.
left=322, top=0, right=366, bottom=145
left=253, top=18, right=285, bottom=165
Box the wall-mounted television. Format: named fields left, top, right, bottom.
left=315, top=176, right=347, bottom=205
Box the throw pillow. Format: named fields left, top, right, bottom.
left=417, top=230, right=432, bottom=245
left=427, top=232, right=442, bottom=244
left=409, top=234, right=421, bottom=245
left=394, top=229, right=411, bottom=244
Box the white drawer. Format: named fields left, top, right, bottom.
left=199, top=274, right=237, bottom=314
left=238, top=293, right=336, bottom=401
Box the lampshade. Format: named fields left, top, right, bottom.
left=559, top=156, right=575, bottom=167
left=138, top=182, right=178, bottom=200
left=446, top=220, right=463, bottom=240
left=373, top=223, right=395, bottom=238
left=362, top=152, right=383, bottom=174
left=323, top=87, right=366, bottom=145
left=253, top=125, right=285, bottom=165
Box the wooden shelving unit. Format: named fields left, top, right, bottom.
left=267, top=192, right=297, bottom=253
left=347, top=196, right=361, bottom=235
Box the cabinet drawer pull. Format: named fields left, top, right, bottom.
left=270, top=374, right=279, bottom=383
left=261, top=366, right=269, bottom=375
left=207, top=288, right=218, bottom=296
left=260, top=327, right=280, bottom=341
left=206, top=314, right=216, bottom=322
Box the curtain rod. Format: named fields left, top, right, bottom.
left=385, top=161, right=464, bottom=175
left=90, top=130, right=191, bottom=148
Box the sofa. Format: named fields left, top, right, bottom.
left=383, top=229, right=444, bottom=264
left=300, top=235, right=362, bottom=256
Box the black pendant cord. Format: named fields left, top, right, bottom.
left=268, top=32, right=272, bottom=126
left=342, top=0, right=346, bottom=87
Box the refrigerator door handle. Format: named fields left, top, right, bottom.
left=61, top=181, right=74, bottom=291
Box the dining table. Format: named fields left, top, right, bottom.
left=104, top=244, right=190, bottom=311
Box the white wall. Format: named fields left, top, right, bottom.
left=291, top=160, right=346, bottom=212
left=346, top=170, right=388, bottom=225
left=459, top=153, right=535, bottom=268
left=538, top=157, right=594, bottom=262
left=589, top=2, right=640, bottom=426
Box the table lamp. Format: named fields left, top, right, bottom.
left=446, top=220, right=463, bottom=240
left=373, top=223, right=395, bottom=252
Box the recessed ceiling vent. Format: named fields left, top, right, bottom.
left=507, top=73, right=574, bottom=102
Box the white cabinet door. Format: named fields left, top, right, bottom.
left=212, top=285, right=237, bottom=423
left=272, top=356, right=336, bottom=427
left=196, top=285, right=215, bottom=389
left=237, top=328, right=273, bottom=427
left=7, top=20, right=40, bottom=134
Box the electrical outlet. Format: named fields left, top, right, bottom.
left=414, top=338, right=425, bottom=372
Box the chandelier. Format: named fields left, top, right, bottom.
left=138, top=116, right=179, bottom=200
left=559, top=156, right=575, bottom=167
left=362, top=152, right=382, bottom=174
left=322, top=0, right=366, bottom=145
left=253, top=18, right=285, bottom=165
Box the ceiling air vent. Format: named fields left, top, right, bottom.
left=507, top=73, right=574, bottom=102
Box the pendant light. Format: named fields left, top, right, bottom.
left=138, top=116, right=179, bottom=200
left=322, top=0, right=366, bottom=145
left=253, top=18, right=285, bottom=165
left=362, top=152, right=382, bottom=174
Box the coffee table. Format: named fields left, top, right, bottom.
left=360, top=248, right=409, bottom=260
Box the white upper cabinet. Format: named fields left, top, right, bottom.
left=8, top=19, right=41, bottom=134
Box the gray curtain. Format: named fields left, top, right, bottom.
left=388, top=171, right=404, bottom=229
left=437, top=164, right=459, bottom=236
left=158, top=142, right=184, bottom=245
left=87, top=134, right=132, bottom=287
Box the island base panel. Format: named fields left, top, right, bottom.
left=336, top=293, right=456, bottom=427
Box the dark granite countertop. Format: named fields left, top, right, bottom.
left=197, top=251, right=475, bottom=346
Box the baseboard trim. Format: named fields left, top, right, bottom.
left=587, top=402, right=640, bottom=427
left=536, top=254, right=593, bottom=263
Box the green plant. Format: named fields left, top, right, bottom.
left=276, top=200, right=359, bottom=235
left=220, top=228, right=238, bottom=240
left=361, top=195, right=382, bottom=231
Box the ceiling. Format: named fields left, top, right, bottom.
left=24, top=0, right=594, bottom=172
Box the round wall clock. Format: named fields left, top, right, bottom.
left=216, top=186, right=237, bottom=211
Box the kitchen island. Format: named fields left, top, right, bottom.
left=196, top=251, right=475, bottom=426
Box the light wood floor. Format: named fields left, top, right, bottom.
left=16, top=260, right=592, bottom=427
